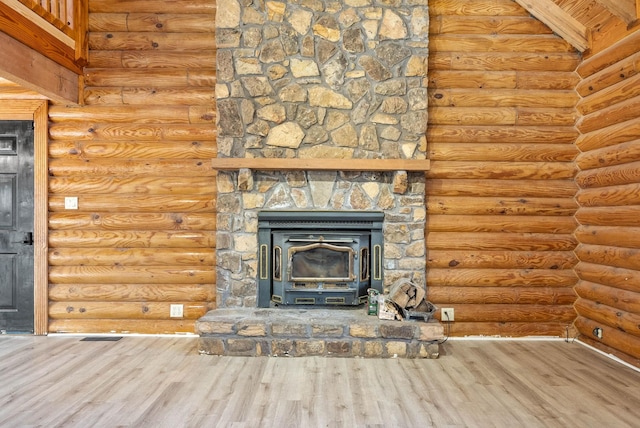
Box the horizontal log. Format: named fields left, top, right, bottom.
left=428, top=89, right=578, bottom=108
left=576, top=117, right=640, bottom=152
left=515, top=108, right=578, bottom=126
left=575, top=225, right=640, bottom=249
left=430, top=34, right=573, bottom=53
left=49, top=123, right=216, bottom=141
left=189, top=105, right=216, bottom=124
left=577, top=73, right=640, bottom=115
left=432, top=304, right=576, bottom=323
left=210, top=158, right=431, bottom=172
left=428, top=70, right=579, bottom=90
left=128, top=13, right=216, bottom=33
left=50, top=105, right=192, bottom=123
left=89, top=32, right=215, bottom=51
left=428, top=286, right=577, bottom=305
left=429, top=70, right=517, bottom=89
left=575, top=281, right=640, bottom=315
left=426, top=196, right=578, bottom=216
left=49, top=140, right=217, bottom=159
left=575, top=298, right=640, bottom=339
left=426, top=250, right=577, bottom=270
left=576, top=51, right=640, bottom=96
left=428, top=107, right=517, bottom=125
left=575, top=244, right=640, bottom=273
left=426, top=178, right=578, bottom=198
left=84, top=68, right=207, bottom=87
left=515, top=70, right=581, bottom=90
left=426, top=161, right=576, bottom=180
left=439, top=322, right=568, bottom=338
left=427, top=215, right=577, bottom=233
left=429, top=0, right=529, bottom=16
left=454, top=214, right=576, bottom=235
left=49, top=159, right=216, bottom=177
left=577, top=29, right=640, bottom=77
left=48, top=231, right=216, bottom=248
left=82, top=87, right=125, bottom=104
left=49, top=247, right=215, bottom=266
left=575, top=206, right=640, bottom=227
left=49, top=212, right=216, bottom=230
left=88, top=50, right=217, bottom=69
left=576, top=161, right=640, bottom=189
left=182, top=70, right=215, bottom=86
left=49, top=266, right=215, bottom=284
left=430, top=52, right=580, bottom=72
left=49, top=301, right=214, bottom=320
left=575, top=317, right=640, bottom=361
left=84, top=87, right=215, bottom=105
left=431, top=15, right=551, bottom=35
left=83, top=68, right=215, bottom=88
left=49, top=176, right=216, bottom=195
left=576, top=139, right=640, bottom=170
left=577, top=95, right=640, bottom=134
left=89, top=0, right=216, bottom=14
left=576, top=183, right=640, bottom=207
left=49, top=196, right=214, bottom=213
left=426, top=232, right=577, bottom=251
left=575, top=262, right=640, bottom=293
left=89, top=13, right=216, bottom=33
left=49, top=283, right=216, bottom=302
left=88, top=12, right=128, bottom=32
left=427, top=125, right=578, bottom=144
left=426, top=268, right=577, bottom=287
left=48, top=318, right=197, bottom=334
left=428, top=106, right=578, bottom=127
left=428, top=142, right=579, bottom=162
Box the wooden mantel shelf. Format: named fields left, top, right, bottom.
left=211, top=158, right=431, bottom=172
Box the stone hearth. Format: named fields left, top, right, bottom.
left=197, top=308, right=444, bottom=358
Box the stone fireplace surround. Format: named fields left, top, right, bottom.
left=196, top=0, right=441, bottom=357
left=214, top=0, right=430, bottom=309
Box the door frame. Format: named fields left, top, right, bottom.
left=1, top=100, right=48, bottom=334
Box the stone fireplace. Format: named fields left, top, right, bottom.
left=257, top=210, right=385, bottom=307
left=215, top=0, right=430, bottom=309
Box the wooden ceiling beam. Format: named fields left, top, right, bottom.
left=0, top=31, right=79, bottom=104
left=596, top=0, right=637, bottom=25
left=515, top=0, right=590, bottom=52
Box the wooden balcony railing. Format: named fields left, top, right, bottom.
left=0, top=0, right=87, bottom=73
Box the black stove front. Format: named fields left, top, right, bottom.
left=257, top=211, right=384, bottom=307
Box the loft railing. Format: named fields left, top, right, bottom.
left=22, top=0, right=76, bottom=34
left=0, top=0, right=87, bottom=72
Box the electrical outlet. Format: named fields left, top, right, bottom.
left=593, top=327, right=603, bottom=339
left=64, top=196, right=78, bottom=210
left=441, top=308, right=454, bottom=322
left=170, top=304, right=184, bottom=318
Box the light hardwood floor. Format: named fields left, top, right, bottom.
left=0, top=336, right=639, bottom=427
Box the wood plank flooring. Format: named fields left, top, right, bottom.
left=0, top=336, right=639, bottom=427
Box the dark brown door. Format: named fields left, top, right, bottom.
left=0, top=121, right=34, bottom=333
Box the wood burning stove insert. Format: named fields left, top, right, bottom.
left=257, top=210, right=384, bottom=307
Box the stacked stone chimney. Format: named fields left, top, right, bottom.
left=215, top=0, right=429, bottom=308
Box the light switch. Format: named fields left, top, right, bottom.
left=64, top=197, right=78, bottom=210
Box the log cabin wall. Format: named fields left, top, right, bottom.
left=426, top=0, right=581, bottom=336
left=1, top=0, right=636, bottom=345
left=44, top=0, right=217, bottom=334
left=574, top=29, right=640, bottom=364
